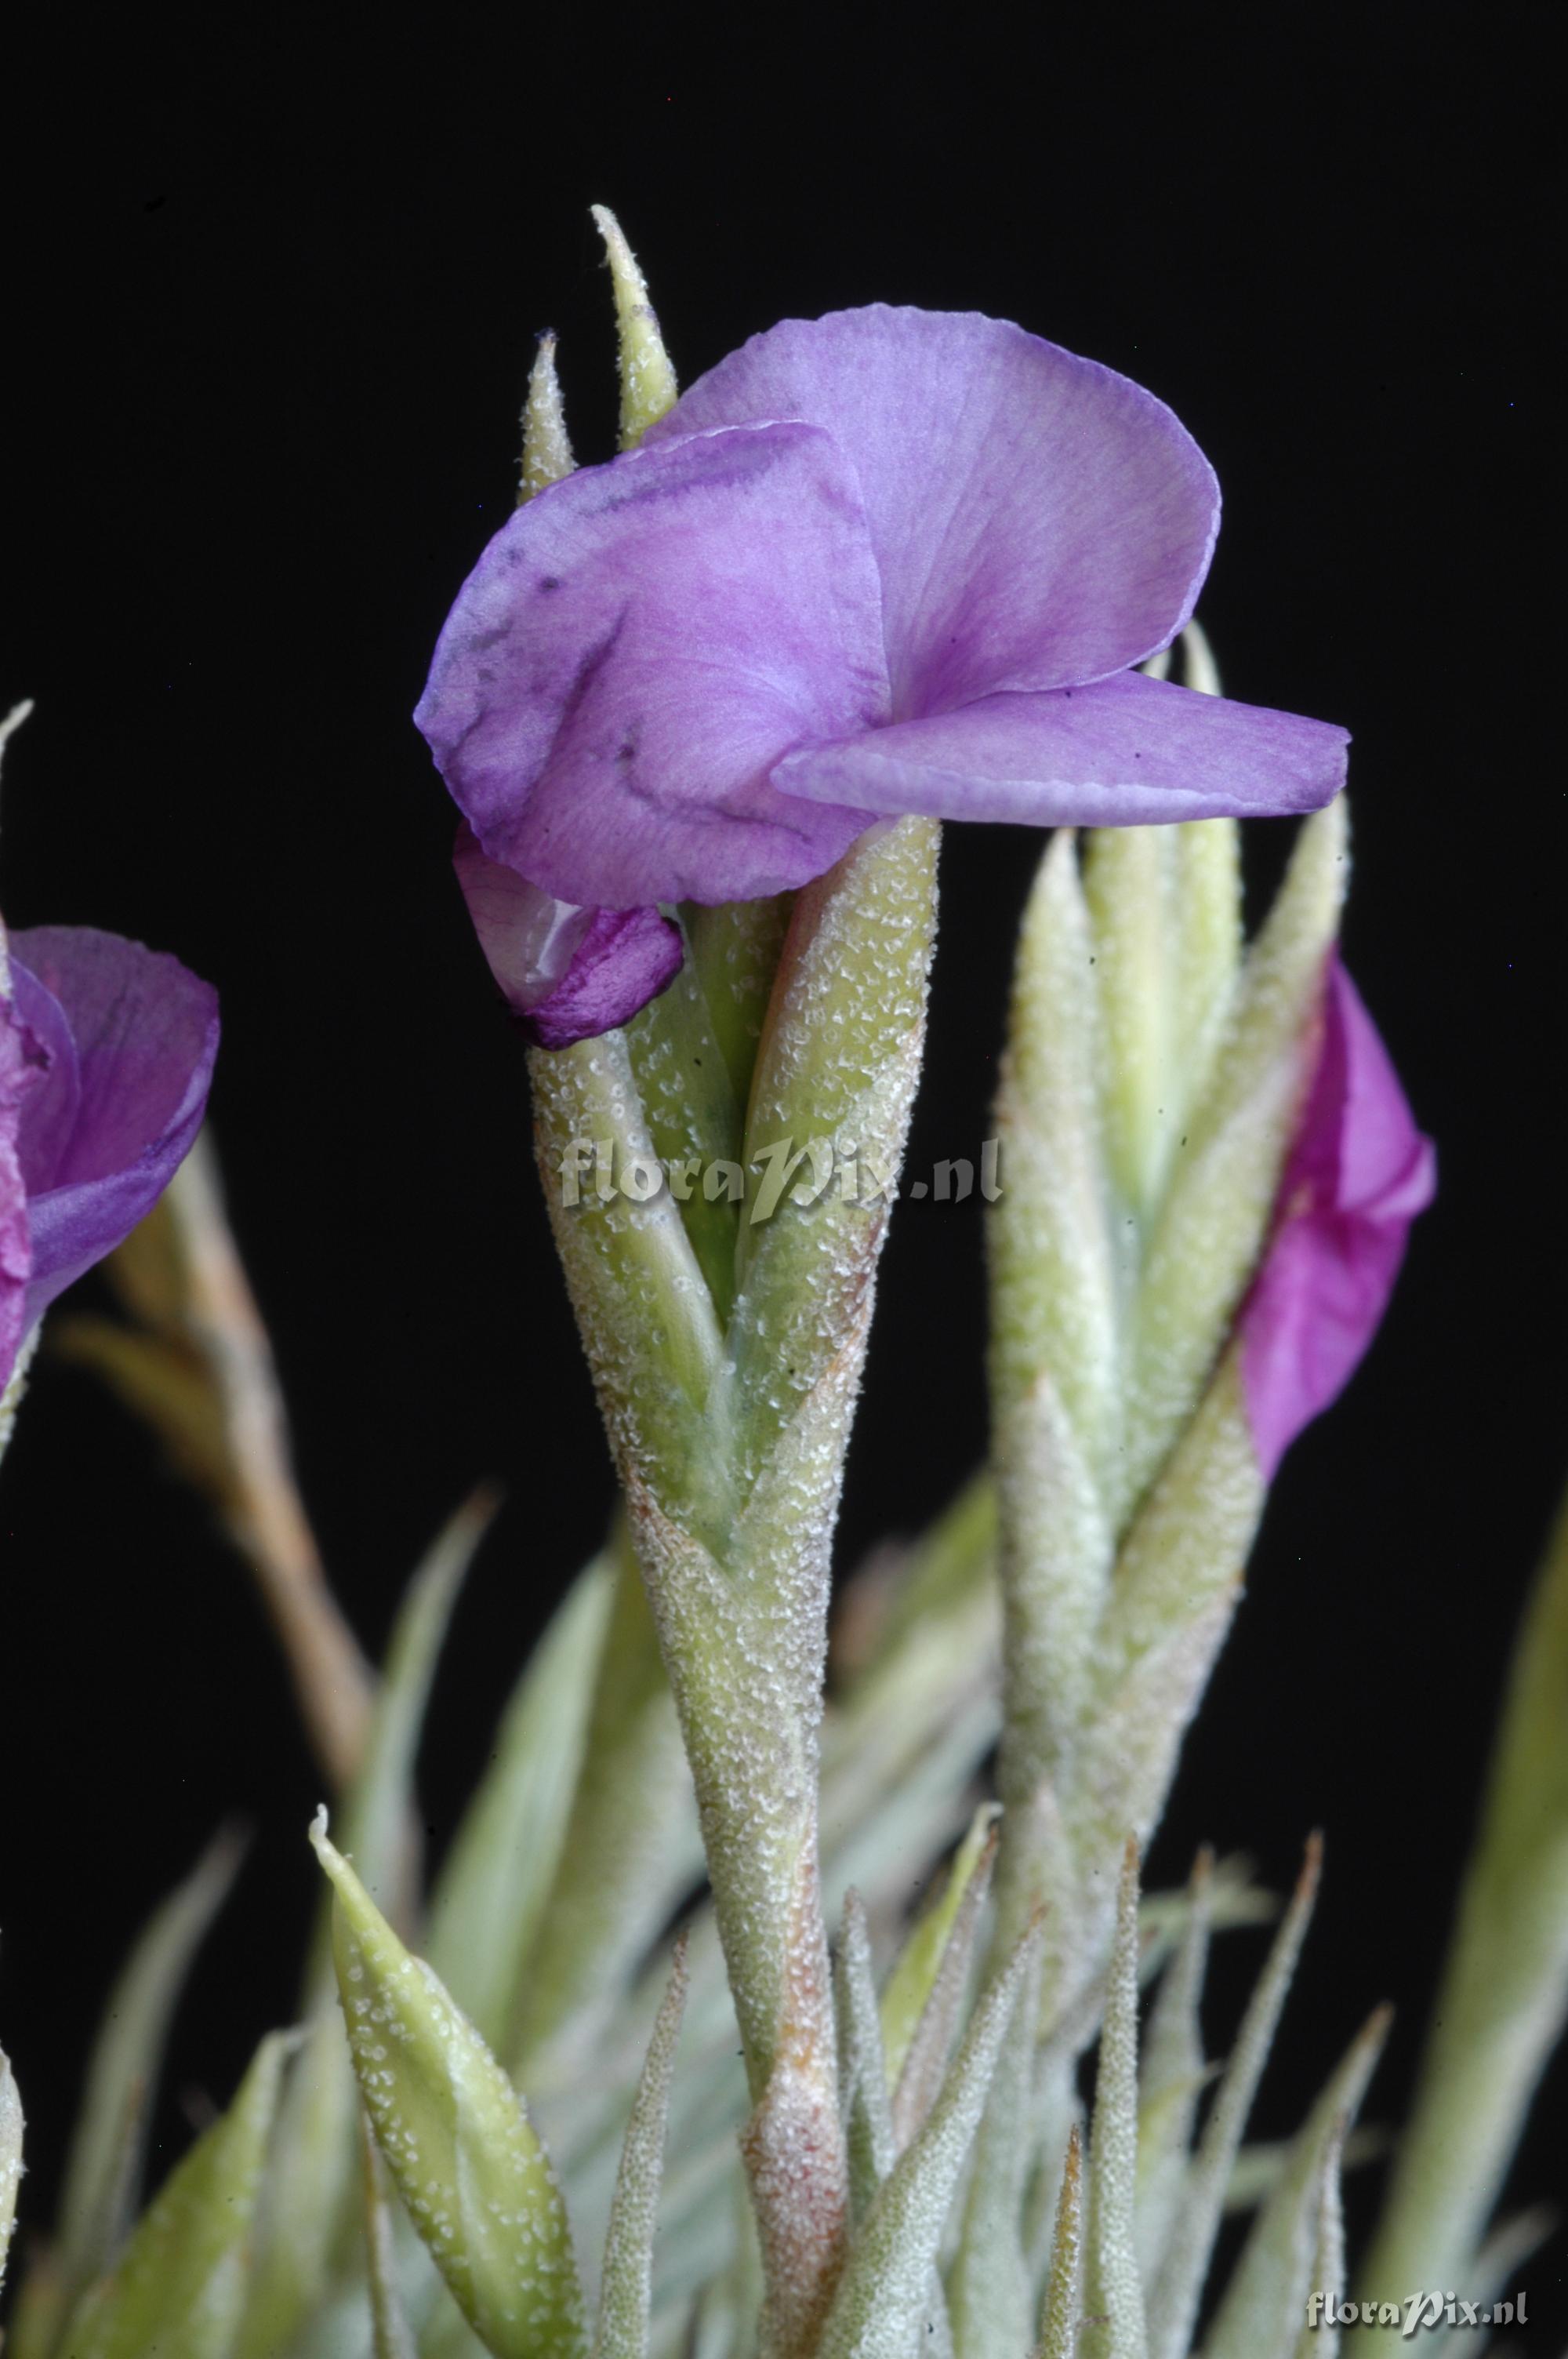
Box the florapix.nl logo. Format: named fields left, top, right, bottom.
left=557, top=1136, right=1003, bottom=1222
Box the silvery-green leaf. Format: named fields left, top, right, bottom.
left=890, top=1812, right=999, bottom=2150
left=59, top=2028, right=289, bottom=2359
left=1148, top=1837, right=1322, bottom=2359
left=684, top=896, right=795, bottom=1121
left=1032, top=2125, right=1084, bottom=2359
left=1433, top=2206, right=1554, bottom=2357
left=310, top=1812, right=586, bottom=2358
left=1122, top=798, right=1347, bottom=1511
left=1362, top=1475, right=1568, bottom=2300
left=1135, top=1850, right=1213, bottom=2280
left=327, top=1484, right=496, bottom=1951
left=834, top=1892, right=895, bottom=2220
left=724, top=813, right=940, bottom=1487
left=361, top=2117, right=418, bottom=2359
left=945, top=1916, right=1040, bottom=2359
left=1287, top=2124, right=1347, bottom=2359
left=2, top=2044, right=22, bottom=2293
left=1080, top=1843, right=1148, bottom=2359
left=529, top=1028, right=728, bottom=1528
left=624, top=942, right=746, bottom=1321
left=427, top=1544, right=615, bottom=2052
left=1221, top=2125, right=1382, bottom=2215
left=815, top=1921, right=1042, bottom=2359
left=881, top=1802, right=1000, bottom=2098
left=1050, top=1353, right=1265, bottom=2018
left=508, top=1538, right=697, bottom=2092
left=589, top=205, right=678, bottom=449
left=234, top=2001, right=358, bottom=2359
left=52, top=1824, right=245, bottom=2315
left=242, top=1496, right=491, bottom=2359
left=593, top=1938, right=688, bottom=2359
left=1204, top=2004, right=1387, bottom=2359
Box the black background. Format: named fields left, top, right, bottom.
left=2, top=0, right=1559, bottom=2328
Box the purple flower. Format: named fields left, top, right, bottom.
left=0, top=925, right=220, bottom=1393
left=1240, top=954, right=1435, bottom=1477
left=417, top=308, right=1349, bottom=1042
left=452, top=825, right=682, bottom=1049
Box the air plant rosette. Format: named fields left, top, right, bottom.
left=0, top=213, right=1559, bottom=2358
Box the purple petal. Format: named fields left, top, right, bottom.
left=416, top=421, right=888, bottom=907
left=1, top=982, right=49, bottom=1387
left=649, top=307, right=1218, bottom=715
left=771, top=672, right=1348, bottom=826
left=1240, top=957, right=1435, bottom=1478
left=9, top=927, right=220, bottom=1326
left=453, top=825, right=683, bottom=1047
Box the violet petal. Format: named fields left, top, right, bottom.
left=1, top=986, right=48, bottom=1387
left=1240, top=956, right=1435, bottom=1478
left=453, top=826, right=682, bottom=1047
left=649, top=307, right=1219, bottom=714
left=9, top=926, right=220, bottom=1326
left=771, top=671, right=1348, bottom=826
left=416, top=420, right=888, bottom=907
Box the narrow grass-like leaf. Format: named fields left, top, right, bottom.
left=834, top=1892, right=895, bottom=2220
left=311, top=1812, right=586, bottom=2359
left=52, top=1824, right=245, bottom=2312
left=881, top=1802, right=1000, bottom=2094
left=593, top=1936, right=688, bottom=2359
left=508, top=1539, right=697, bottom=2089
left=1148, top=1835, right=1322, bottom=2359
left=1, top=2045, right=22, bottom=2293
left=1363, top=1476, right=1568, bottom=2301
left=816, top=1920, right=1042, bottom=2359
left=1206, top=2004, right=1388, bottom=2359
left=332, top=1485, right=497, bottom=1938
left=1033, top=2125, right=1084, bottom=2359
left=59, top=2028, right=289, bottom=2359
left=1080, top=1841, right=1148, bottom=2359
left=1135, top=1849, right=1213, bottom=2279
left=946, top=1919, right=1041, bottom=2357
left=242, top=1497, right=492, bottom=2359
left=891, top=1815, right=999, bottom=2150
left=1288, top=2124, right=1347, bottom=2359
left=427, top=1546, right=614, bottom=2048
left=361, top=2116, right=419, bottom=2359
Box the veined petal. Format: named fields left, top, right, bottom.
left=1, top=986, right=49, bottom=1387
left=452, top=826, right=682, bottom=1048
left=1240, top=957, right=1435, bottom=1478
left=772, top=673, right=1348, bottom=827
left=416, top=421, right=888, bottom=906
left=9, top=927, right=219, bottom=1325
left=651, top=307, right=1219, bottom=712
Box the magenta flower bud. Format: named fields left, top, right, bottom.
left=0, top=925, right=219, bottom=1394
left=418, top=307, right=1350, bottom=1041
left=1240, top=954, right=1435, bottom=1477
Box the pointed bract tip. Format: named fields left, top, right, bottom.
left=1298, top=1830, right=1325, bottom=1898
left=0, top=700, right=34, bottom=757
left=590, top=202, right=678, bottom=448
left=519, top=332, right=575, bottom=504
left=308, top=1803, right=331, bottom=1852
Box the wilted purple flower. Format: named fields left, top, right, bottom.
left=1240, top=954, right=1435, bottom=1477
left=418, top=307, right=1349, bottom=1042
left=0, top=925, right=219, bottom=1393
